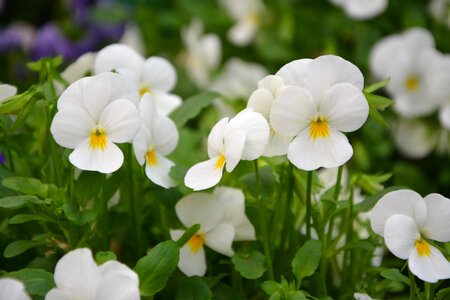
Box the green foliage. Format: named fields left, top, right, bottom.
left=95, top=251, right=117, bottom=265
left=240, top=165, right=276, bottom=201
left=4, top=240, right=46, bottom=258
left=380, top=268, right=410, bottom=286
left=231, top=250, right=266, bottom=279
left=170, top=92, right=219, bottom=127
left=291, top=240, right=322, bottom=287
left=175, top=277, right=213, bottom=300
left=4, top=268, right=55, bottom=296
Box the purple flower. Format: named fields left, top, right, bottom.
left=31, top=23, right=76, bottom=61
left=0, top=23, right=35, bottom=53
left=0, top=152, right=6, bottom=165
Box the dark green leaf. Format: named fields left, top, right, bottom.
left=2, top=177, right=49, bottom=198
left=437, top=287, right=450, bottom=300
left=4, top=240, right=46, bottom=258
left=240, top=166, right=275, bottom=201
left=364, top=78, right=390, bottom=94
left=134, top=240, right=179, bottom=297
left=95, top=251, right=117, bottom=265
left=9, top=214, right=53, bottom=224
left=5, top=268, right=55, bottom=296
left=368, top=104, right=388, bottom=127
left=292, top=240, right=322, bottom=285
left=0, top=195, right=42, bottom=208
left=232, top=250, right=266, bottom=279
left=9, top=98, right=37, bottom=133
left=175, top=277, right=213, bottom=300
left=380, top=268, right=410, bottom=286
left=170, top=91, right=219, bottom=127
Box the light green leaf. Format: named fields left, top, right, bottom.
left=0, top=86, right=41, bottom=115
left=364, top=78, right=390, bottom=94
left=261, top=281, right=283, bottom=296
left=2, top=177, right=49, bottom=198
left=380, top=268, right=410, bottom=286
left=368, top=104, right=389, bottom=127
left=286, top=291, right=307, bottom=300
left=365, top=93, right=393, bottom=110
left=232, top=250, right=266, bottom=279
left=0, top=195, right=42, bottom=208
left=9, top=214, right=53, bottom=224
left=95, top=251, right=117, bottom=265
left=291, top=240, right=322, bottom=286
left=175, top=277, right=213, bottom=300
left=5, top=268, right=55, bottom=296
left=170, top=91, right=219, bottom=127
left=4, top=240, right=46, bottom=258
left=134, top=240, right=179, bottom=297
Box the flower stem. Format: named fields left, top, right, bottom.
left=326, top=165, right=344, bottom=245
left=305, top=170, right=313, bottom=240
left=127, top=145, right=142, bottom=258
left=254, top=160, right=274, bottom=280
left=409, top=268, right=417, bottom=300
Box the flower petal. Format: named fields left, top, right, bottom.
left=99, top=99, right=141, bottom=143
left=0, top=278, right=31, bottom=300
left=270, top=86, right=317, bottom=136
left=409, top=243, right=450, bottom=283
left=142, top=56, right=177, bottom=92
left=384, top=214, right=418, bottom=259
left=69, top=139, right=124, bottom=174
left=287, top=127, right=353, bottom=171
left=153, top=116, right=179, bottom=155
left=62, top=52, right=96, bottom=84
left=94, top=273, right=140, bottom=300
left=439, top=103, right=450, bottom=130
left=178, top=241, right=207, bottom=277
left=321, top=83, right=369, bottom=132
left=145, top=153, right=176, bottom=189
left=184, top=157, right=225, bottom=191
left=132, top=126, right=151, bottom=166
left=208, top=118, right=229, bottom=158
left=275, top=59, right=312, bottom=87
left=51, top=105, right=94, bottom=148
left=139, top=93, right=158, bottom=129
left=98, top=261, right=139, bottom=284
left=151, top=91, right=182, bottom=116
left=228, top=19, right=257, bottom=46
left=205, top=223, right=235, bottom=256
left=370, top=189, right=427, bottom=237
left=224, top=129, right=246, bottom=172
left=422, top=194, right=450, bottom=242
left=0, top=84, right=17, bottom=102
left=247, top=88, right=274, bottom=119
left=264, top=131, right=292, bottom=157
left=257, top=75, right=285, bottom=95
left=175, top=193, right=223, bottom=231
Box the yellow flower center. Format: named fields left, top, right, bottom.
left=310, top=117, right=329, bottom=139
left=139, top=85, right=152, bottom=97
left=415, top=239, right=431, bottom=257
left=406, top=76, right=419, bottom=91
left=187, top=234, right=204, bottom=253
left=146, top=149, right=157, bottom=166
left=89, top=127, right=107, bottom=150
left=215, top=154, right=226, bottom=169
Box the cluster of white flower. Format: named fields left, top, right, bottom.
left=370, top=27, right=450, bottom=158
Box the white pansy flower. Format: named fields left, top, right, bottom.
left=0, top=278, right=31, bottom=300
left=181, top=19, right=221, bottom=89
left=0, top=84, right=17, bottom=103
left=370, top=28, right=450, bottom=117
left=428, top=0, right=450, bottom=29
left=270, top=55, right=369, bottom=171
left=330, top=0, right=387, bottom=20
left=61, top=52, right=96, bottom=84
left=219, top=0, right=264, bottom=46
left=45, top=248, right=139, bottom=300
left=247, top=75, right=294, bottom=157
left=184, top=109, right=269, bottom=191
left=133, top=94, right=178, bottom=188
left=370, top=189, right=450, bottom=283
left=50, top=72, right=141, bottom=174
left=170, top=193, right=235, bottom=276
left=94, top=44, right=181, bottom=115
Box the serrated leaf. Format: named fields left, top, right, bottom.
left=364, top=78, right=390, bottom=93
left=292, top=240, right=322, bottom=285
left=5, top=268, right=55, bottom=296
left=2, top=177, right=48, bottom=198
left=380, top=268, right=410, bottom=286
left=0, top=195, right=42, bottom=208
left=9, top=214, right=53, bottom=224
left=175, top=277, right=213, bottom=300
left=4, top=240, right=46, bottom=258
left=170, top=91, right=219, bottom=127
left=134, top=240, right=179, bottom=297
left=232, top=250, right=266, bottom=279
left=95, top=251, right=117, bottom=265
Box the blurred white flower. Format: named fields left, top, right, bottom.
left=271, top=55, right=369, bottom=171
left=0, top=83, right=17, bottom=103
left=330, top=0, right=387, bottom=20
left=50, top=72, right=141, bottom=174
left=370, top=189, right=450, bottom=283
left=94, top=43, right=181, bottom=115
left=218, top=0, right=264, bottom=46
left=370, top=28, right=450, bottom=117
left=354, top=293, right=377, bottom=300
left=181, top=19, right=221, bottom=89
left=45, top=248, right=140, bottom=300
left=184, top=109, right=269, bottom=190
left=0, top=278, right=31, bottom=300
left=61, top=52, right=96, bottom=84
left=119, top=24, right=145, bottom=55
left=428, top=0, right=450, bottom=29
left=133, top=94, right=178, bottom=188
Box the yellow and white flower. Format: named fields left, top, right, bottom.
left=370, top=189, right=450, bottom=283
left=50, top=72, right=141, bottom=174
left=133, top=94, right=178, bottom=189
left=0, top=278, right=31, bottom=300
left=270, top=55, right=369, bottom=171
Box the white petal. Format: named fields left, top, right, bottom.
left=132, top=126, right=150, bottom=166
left=409, top=244, right=450, bottom=283
left=264, top=131, right=292, bottom=157
left=94, top=44, right=143, bottom=83
left=62, top=52, right=96, bottom=84
left=208, top=118, right=229, bottom=158
left=422, top=194, right=450, bottom=242
left=45, top=288, right=79, bottom=300
left=270, top=86, right=317, bottom=136
left=226, top=109, right=269, bottom=160
left=142, top=56, right=177, bottom=92
left=275, top=59, right=312, bottom=87
left=175, top=192, right=223, bottom=231
left=303, top=55, right=364, bottom=102
left=51, top=105, right=94, bottom=148
left=119, top=24, right=145, bottom=55
left=0, top=84, right=17, bottom=102
left=53, top=248, right=99, bottom=297
left=0, top=278, right=31, bottom=300
left=224, top=129, right=246, bottom=172
left=153, top=116, right=179, bottom=155
left=257, top=75, right=285, bottom=95
left=69, top=139, right=124, bottom=174
left=151, top=91, right=182, bottom=116
left=287, top=127, right=353, bottom=171
left=99, top=99, right=141, bottom=143
left=439, top=103, right=450, bottom=130
left=98, top=261, right=139, bottom=284
left=321, top=83, right=369, bottom=132
left=369, top=35, right=404, bottom=79
left=384, top=214, right=419, bottom=259
left=177, top=243, right=207, bottom=277
left=341, top=0, right=387, bottom=19
left=94, top=273, right=140, bottom=300
left=205, top=223, right=235, bottom=256
left=139, top=93, right=157, bottom=129
left=145, top=154, right=176, bottom=189
left=370, top=189, right=427, bottom=237
left=228, top=20, right=257, bottom=46
left=247, top=88, right=274, bottom=119
left=184, top=157, right=225, bottom=191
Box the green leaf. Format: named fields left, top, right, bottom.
left=354, top=186, right=405, bottom=213
left=95, top=251, right=117, bottom=265
left=364, top=78, right=390, bottom=94
left=380, top=268, right=410, bottom=286
left=9, top=214, right=53, bottom=224
left=0, top=195, right=42, bottom=208
left=176, top=224, right=200, bottom=247
left=232, top=250, right=266, bottom=279
left=365, top=93, right=393, bottom=110
left=291, top=240, right=322, bottom=286
left=261, top=281, right=283, bottom=296
left=286, top=291, right=307, bottom=300
left=134, top=240, right=179, bottom=297
left=8, top=98, right=37, bottom=133
left=0, top=86, right=41, bottom=115
left=5, top=268, right=55, bottom=296
left=4, top=240, right=46, bottom=258
left=27, top=56, right=62, bottom=71
left=240, top=166, right=275, bottom=201
left=352, top=173, right=392, bottom=195
left=368, top=103, right=389, bottom=127
left=170, top=91, right=219, bottom=127
left=437, top=287, right=450, bottom=300
left=175, top=277, right=213, bottom=300
left=2, top=177, right=49, bottom=198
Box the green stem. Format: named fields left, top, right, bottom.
left=305, top=171, right=313, bottom=240
left=326, top=166, right=344, bottom=246
left=254, top=160, right=274, bottom=280
left=409, top=268, right=417, bottom=300
left=127, top=145, right=142, bottom=258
